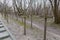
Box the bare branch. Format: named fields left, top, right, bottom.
left=58, top=0, right=60, bottom=6
left=49, top=0, right=53, bottom=8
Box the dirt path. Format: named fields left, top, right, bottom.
left=0, top=14, right=60, bottom=40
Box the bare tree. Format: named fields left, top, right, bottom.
left=23, top=0, right=27, bottom=35
left=49, top=0, right=60, bottom=24
left=3, top=0, right=9, bottom=23
left=43, top=0, right=47, bottom=40
left=28, top=0, right=34, bottom=28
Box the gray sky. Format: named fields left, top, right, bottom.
left=0, top=0, right=3, bottom=3
left=0, top=0, right=12, bottom=6
left=0, top=0, right=50, bottom=7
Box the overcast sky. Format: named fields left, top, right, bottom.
left=0, top=0, right=12, bottom=6
left=0, top=0, right=50, bottom=7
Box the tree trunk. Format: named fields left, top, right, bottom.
left=24, top=17, right=26, bottom=35
left=54, top=13, right=60, bottom=24
left=49, top=0, right=60, bottom=24
left=31, top=15, right=33, bottom=28
left=53, top=0, right=60, bottom=24
left=43, top=8, right=48, bottom=40
left=43, top=17, right=47, bottom=40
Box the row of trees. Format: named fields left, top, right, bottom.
left=12, top=0, right=60, bottom=24
left=0, top=0, right=60, bottom=23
